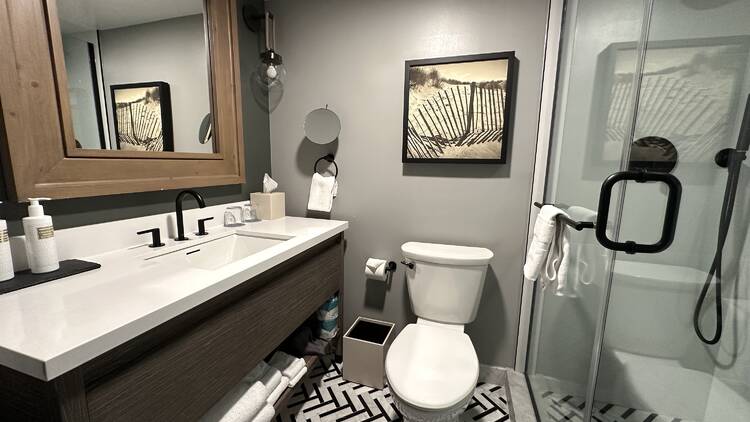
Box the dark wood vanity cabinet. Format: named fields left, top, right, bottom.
left=0, top=235, right=344, bottom=422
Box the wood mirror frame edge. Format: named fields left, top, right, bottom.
left=0, top=0, right=245, bottom=200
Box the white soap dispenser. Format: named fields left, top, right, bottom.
left=0, top=202, right=13, bottom=281
left=22, top=198, right=59, bottom=274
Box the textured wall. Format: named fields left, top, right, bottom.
left=267, top=0, right=549, bottom=367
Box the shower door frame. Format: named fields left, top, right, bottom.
left=517, top=0, right=657, bottom=420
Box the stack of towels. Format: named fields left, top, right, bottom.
left=201, top=351, right=309, bottom=422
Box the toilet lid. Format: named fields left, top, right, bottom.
left=385, top=323, right=478, bottom=410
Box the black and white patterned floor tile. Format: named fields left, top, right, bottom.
left=276, top=356, right=510, bottom=422
left=542, top=391, right=695, bottom=422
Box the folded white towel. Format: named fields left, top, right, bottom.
left=307, top=172, right=337, bottom=212
left=268, top=352, right=306, bottom=380
left=250, top=404, right=275, bottom=422
left=201, top=381, right=268, bottom=422
left=267, top=376, right=289, bottom=405
left=523, top=205, right=570, bottom=296
left=289, top=366, right=308, bottom=387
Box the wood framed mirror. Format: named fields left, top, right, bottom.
left=0, top=0, right=245, bottom=200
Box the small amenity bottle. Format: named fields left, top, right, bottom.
left=22, top=198, right=59, bottom=274
left=0, top=202, right=13, bottom=281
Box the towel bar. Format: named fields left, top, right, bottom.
left=532, top=202, right=595, bottom=231
left=314, top=154, right=338, bottom=178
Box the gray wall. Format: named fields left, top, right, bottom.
left=99, top=14, right=212, bottom=153
left=0, top=0, right=270, bottom=235
left=268, top=0, right=549, bottom=367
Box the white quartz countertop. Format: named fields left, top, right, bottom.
left=0, top=217, right=348, bottom=381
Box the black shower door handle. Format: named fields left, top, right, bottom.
left=595, top=171, right=682, bottom=254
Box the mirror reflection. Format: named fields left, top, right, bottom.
left=304, top=108, right=341, bottom=144
left=58, top=0, right=214, bottom=153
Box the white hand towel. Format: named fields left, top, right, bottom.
left=523, top=205, right=571, bottom=296
left=267, top=376, right=289, bottom=405
left=307, top=173, right=336, bottom=212
left=250, top=404, right=275, bottom=422
left=201, top=381, right=268, bottom=422
left=268, top=352, right=306, bottom=379
left=288, top=366, right=308, bottom=387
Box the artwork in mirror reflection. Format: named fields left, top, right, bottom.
left=57, top=0, right=213, bottom=154
left=111, top=82, right=173, bottom=152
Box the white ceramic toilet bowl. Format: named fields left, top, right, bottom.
left=385, top=323, right=479, bottom=422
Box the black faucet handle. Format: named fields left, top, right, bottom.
left=137, top=228, right=165, bottom=248
left=197, top=217, right=214, bottom=236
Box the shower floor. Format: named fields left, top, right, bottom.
left=542, top=391, right=695, bottom=422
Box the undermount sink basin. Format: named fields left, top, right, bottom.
left=151, top=233, right=287, bottom=270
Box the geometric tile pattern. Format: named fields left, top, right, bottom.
left=276, top=356, right=510, bottom=422
left=542, top=391, right=695, bottom=422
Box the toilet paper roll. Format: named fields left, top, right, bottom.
left=365, top=258, right=388, bottom=281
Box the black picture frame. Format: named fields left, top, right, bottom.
left=110, top=81, right=174, bottom=152
left=402, top=51, right=516, bottom=164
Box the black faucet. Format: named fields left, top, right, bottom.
left=175, top=190, right=206, bottom=241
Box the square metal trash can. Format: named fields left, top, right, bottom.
left=343, top=316, right=395, bottom=389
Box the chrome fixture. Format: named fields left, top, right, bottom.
left=175, top=190, right=206, bottom=241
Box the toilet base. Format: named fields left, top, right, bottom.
left=391, top=388, right=471, bottom=422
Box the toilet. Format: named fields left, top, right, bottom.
left=385, top=241, right=494, bottom=422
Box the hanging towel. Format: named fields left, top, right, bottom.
left=201, top=381, right=268, bottom=422
left=288, top=366, right=308, bottom=387
left=267, top=376, right=289, bottom=405
left=566, top=206, right=599, bottom=288
left=523, top=205, right=571, bottom=296
left=307, top=173, right=337, bottom=212
left=250, top=404, right=275, bottom=422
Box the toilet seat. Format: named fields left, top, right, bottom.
left=385, top=323, right=478, bottom=410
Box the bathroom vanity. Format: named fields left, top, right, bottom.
left=0, top=217, right=347, bottom=421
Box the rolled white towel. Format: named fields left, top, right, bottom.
left=259, top=365, right=282, bottom=393
left=268, top=352, right=306, bottom=379
left=201, top=381, right=268, bottom=422
left=307, top=173, right=336, bottom=212
left=250, top=404, right=275, bottom=422
left=288, top=366, right=308, bottom=388
left=244, top=361, right=269, bottom=384
left=267, top=376, right=289, bottom=405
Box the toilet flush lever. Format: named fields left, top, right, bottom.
left=400, top=260, right=414, bottom=269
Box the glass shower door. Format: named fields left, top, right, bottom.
left=527, top=0, right=750, bottom=421
left=592, top=0, right=750, bottom=421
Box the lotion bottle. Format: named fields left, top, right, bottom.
left=22, top=198, right=59, bottom=274
left=0, top=202, right=13, bottom=281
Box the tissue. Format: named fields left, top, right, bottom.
left=263, top=173, right=278, bottom=193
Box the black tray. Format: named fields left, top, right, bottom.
left=0, top=259, right=101, bottom=295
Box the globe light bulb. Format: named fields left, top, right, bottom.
left=266, top=65, right=278, bottom=79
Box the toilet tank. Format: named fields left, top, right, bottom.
left=401, top=242, right=493, bottom=325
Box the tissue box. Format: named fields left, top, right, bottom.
left=250, top=192, right=285, bottom=220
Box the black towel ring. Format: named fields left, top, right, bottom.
left=314, top=154, right=338, bottom=178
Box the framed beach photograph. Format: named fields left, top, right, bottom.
left=402, top=51, right=516, bottom=163
left=111, top=81, right=174, bottom=152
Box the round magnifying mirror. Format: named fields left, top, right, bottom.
left=304, top=108, right=341, bottom=144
